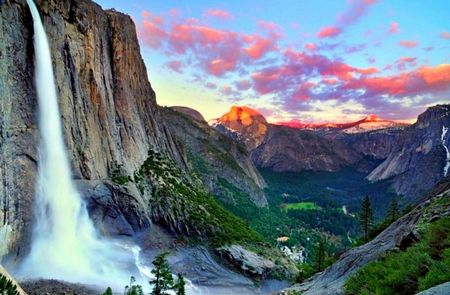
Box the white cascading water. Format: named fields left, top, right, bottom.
left=441, top=125, right=450, bottom=177
left=18, top=0, right=147, bottom=289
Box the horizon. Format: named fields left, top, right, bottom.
left=96, top=0, right=450, bottom=122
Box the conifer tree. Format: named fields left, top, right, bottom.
left=315, top=239, right=325, bottom=272
left=151, top=252, right=174, bottom=295
left=173, top=273, right=186, bottom=295
left=359, top=196, right=373, bottom=243
left=387, top=195, right=399, bottom=223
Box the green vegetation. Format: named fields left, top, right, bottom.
left=0, top=274, right=19, bottom=295
left=111, top=161, right=131, bottom=185
left=101, top=287, right=113, bottom=295
left=282, top=202, right=321, bottom=211
left=344, top=216, right=450, bottom=295
left=134, top=149, right=262, bottom=246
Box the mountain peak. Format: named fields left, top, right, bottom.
left=220, top=105, right=267, bottom=126
left=213, top=106, right=268, bottom=149
left=364, top=114, right=380, bottom=122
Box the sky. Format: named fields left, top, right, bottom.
left=95, top=0, right=450, bottom=123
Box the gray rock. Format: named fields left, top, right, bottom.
left=217, top=245, right=276, bottom=279
left=416, top=282, right=450, bottom=295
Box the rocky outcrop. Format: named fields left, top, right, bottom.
left=162, top=107, right=267, bottom=206
left=368, top=105, right=450, bottom=201
left=170, top=106, right=206, bottom=122
left=217, top=245, right=275, bottom=279
left=279, top=177, right=450, bottom=295
left=0, top=0, right=182, bottom=258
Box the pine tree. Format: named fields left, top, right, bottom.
left=173, top=273, right=186, bottom=295
left=101, top=287, right=113, bottom=295
left=124, top=276, right=144, bottom=295
left=315, top=239, right=325, bottom=272
left=359, top=196, right=373, bottom=243
left=151, top=252, right=174, bottom=295
left=387, top=195, right=399, bottom=223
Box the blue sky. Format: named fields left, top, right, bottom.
left=96, top=0, right=450, bottom=122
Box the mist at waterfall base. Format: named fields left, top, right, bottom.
left=15, top=0, right=159, bottom=291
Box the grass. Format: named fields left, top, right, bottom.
left=282, top=202, right=322, bottom=211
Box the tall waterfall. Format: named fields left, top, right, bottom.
left=19, top=0, right=140, bottom=288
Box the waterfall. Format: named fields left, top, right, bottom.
left=18, top=0, right=142, bottom=289
left=442, top=125, right=450, bottom=177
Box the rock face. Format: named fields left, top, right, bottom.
left=162, top=107, right=267, bottom=206
left=340, top=128, right=403, bottom=160
left=368, top=105, right=450, bottom=201
left=0, top=0, right=182, bottom=257
left=252, top=126, right=367, bottom=172
left=279, top=176, right=450, bottom=295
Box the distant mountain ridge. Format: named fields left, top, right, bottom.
left=276, top=113, right=409, bottom=133
left=211, top=104, right=450, bottom=201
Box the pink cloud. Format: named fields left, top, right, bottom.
left=138, top=12, right=281, bottom=77
left=389, top=22, right=399, bottom=34
left=235, top=80, right=252, bottom=91
left=317, top=26, right=341, bottom=38
left=316, top=0, right=378, bottom=38
left=304, top=42, right=317, bottom=51
left=243, top=34, right=277, bottom=59
left=440, top=31, right=450, bottom=40
left=395, top=56, right=417, bottom=71
left=337, top=0, right=378, bottom=26
left=165, top=60, right=183, bottom=73
left=399, top=40, right=419, bottom=48
left=204, top=9, right=233, bottom=20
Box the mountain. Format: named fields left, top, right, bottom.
left=276, top=114, right=409, bottom=134
left=210, top=105, right=269, bottom=149
left=161, top=106, right=268, bottom=207
left=368, top=104, right=450, bottom=201
left=0, top=0, right=295, bottom=286
left=279, top=175, right=450, bottom=295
